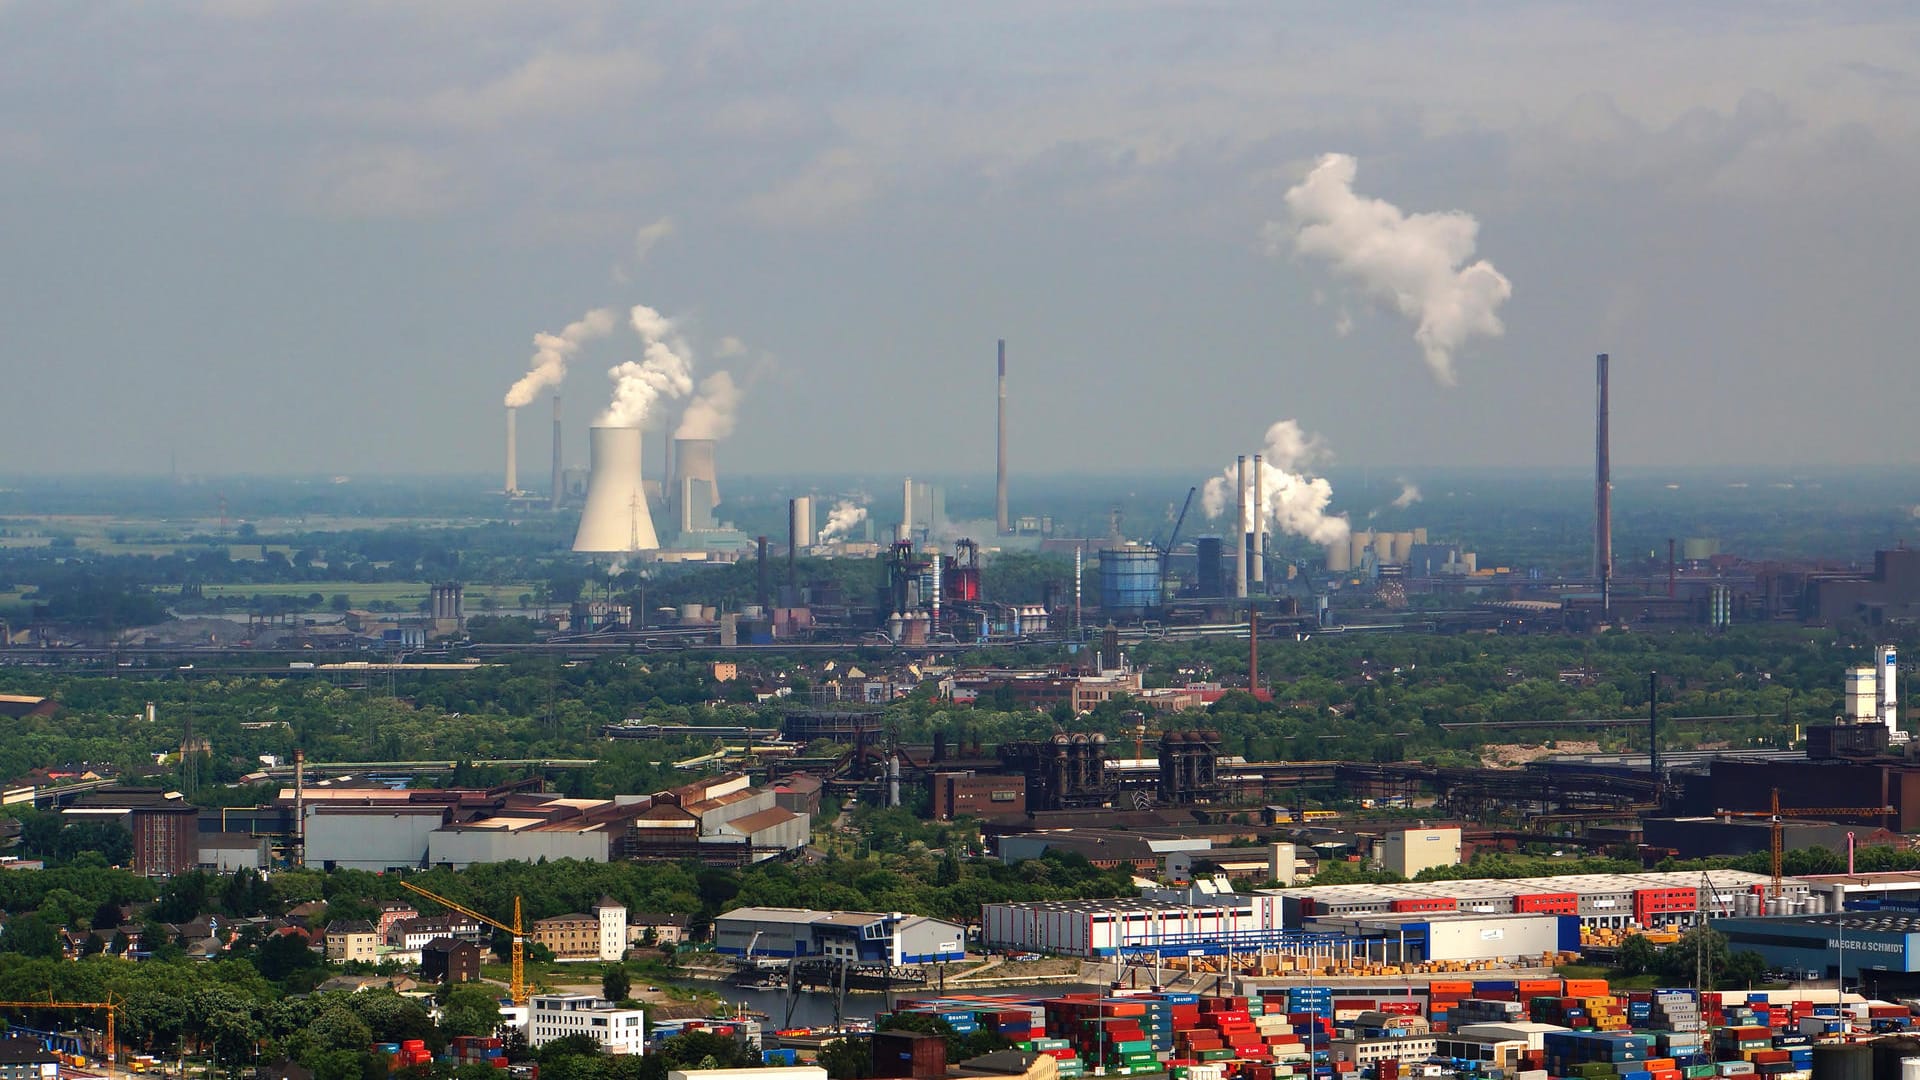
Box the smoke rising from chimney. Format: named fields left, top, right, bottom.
left=1271, top=153, right=1511, bottom=385
left=1392, top=480, right=1422, bottom=509
left=818, top=500, right=868, bottom=543
left=675, top=371, right=743, bottom=440
left=599, top=304, right=695, bottom=428
left=1201, top=420, right=1350, bottom=546
left=505, top=307, right=617, bottom=408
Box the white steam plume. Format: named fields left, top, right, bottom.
left=818, top=500, right=868, bottom=543
left=504, top=307, right=617, bottom=407
left=1271, top=153, right=1511, bottom=385
left=675, top=371, right=743, bottom=440
left=599, top=304, right=695, bottom=428
left=1392, top=479, right=1422, bottom=509
left=1200, top=420, right=1351, bottom=547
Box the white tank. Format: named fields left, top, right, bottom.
left=1326, top=542, right=1352, bottom=573
left=573, top=426, right=661, bottom=552
left=1392, top=532, right=1415, bottom=563
left=679, top=604, right=704, bottom=622
left=1900, top=1057, right=1920, bottom=1080
left=1350, top=530, right=1374, bottom=565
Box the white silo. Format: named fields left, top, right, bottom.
left=573, top=426, right=660, bottom=552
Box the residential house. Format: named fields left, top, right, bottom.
left=421, top=937, right=481, bottom=984
left=0, top=1034, right=60, bottom=1080
left=325, top=920, right=379, bottom=963
left=625, top=912, right=691, bottom=947
left=389, top=914, right=484, bottom=950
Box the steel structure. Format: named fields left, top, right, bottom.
left=0, top=996, right=118, bottom=1073
left=1714, top=787, right=1895, bottom=900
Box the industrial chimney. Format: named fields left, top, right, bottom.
left=1595, top=353, right=1612, bottom=614
left=996, top=339, right=1009, bottom=535
left=1234, top=455, right=1249, bottom=599
left=1252, top=453, right=1265, bottom=587
left=672, top=437, right=720, bottom=534
left=504, top=406, right=519, bottom=494
left=549, top=395, right=563, bottom=510
left=573, top=426, right=661, bottom=552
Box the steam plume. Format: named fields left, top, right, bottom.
left=504, top=307, right=617, bottom=407
left=1200, top=420, right=1350, bottom=546
left=818, top=500, right=868, bottom=543
left=599, top=304, right=695, bottom=428
left=1392, top=479, right=1422, bottom=509
left=1272, top=153, right=1511, bottom=384
left=675, top=371, right=743, bottom=440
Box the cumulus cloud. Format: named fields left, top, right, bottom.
left=1270, top=152, right=1512, bottom=385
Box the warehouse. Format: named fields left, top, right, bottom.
left=980, top=897, right=1280, bottom=957
left=1269, top=870, right=1789, bottom=931
left=1713, top=911, right=1920, bottom=984
left=712, top=907, right=965, bottom=967
left=1299, top=913, right=1578, bottom=964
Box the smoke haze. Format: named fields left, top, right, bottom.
left=1273, top=153, right=1512, bottom=385
left=1392, top=479, right=1422, bottom=509
left=504, top=307, right=618, bottom=408
left=1200, top=420, right=1351, bottom=546
left=818, top=499, right=868, bottom=542
left=599, top=304, right=695, bottom=428
left=675, top=371, right=743, bottom=440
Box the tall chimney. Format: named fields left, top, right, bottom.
left=996, top=339, right=1009, bottom=535
left=1249, top=608, right=1260, bottom=696
left=505, top=406, right=518, bottom=494
left=1252, top=453, right=1265, bottom=586
left=550, top=395, right=563, bottom=510
left=1596, top=353, right=1612, bottom=615
left=902, top=477, right=914, bottom=545
left=294, top=747, right=306, bottom=868
left=1234, top=455, right=1249, bottom=599
left=756, top=536, right=770, bottom=612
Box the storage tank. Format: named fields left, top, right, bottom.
left=1196, top=536, right=1225, bottom=595
left=1350, top=530, right=1374, bottom=566
left=572, top=426, right=661, bottom=552
left=1326, top=540, right=1352, bottom=573
left=1870, top=1036, right=1920, bottom=1080
left=1412, top=527, right=1428, bottom=544
left=1100, top=545, right=1162, bottom=616
left=1814, top=1044, right=1871, bottom=1080
left=1392, top=531, right=1415, bottom=563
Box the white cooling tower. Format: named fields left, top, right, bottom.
left=573, top=426, right=660, bottom=552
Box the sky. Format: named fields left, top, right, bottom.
left=3, top=2, right=1919, bottom=478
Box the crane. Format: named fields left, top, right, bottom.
left=1155, top=487, right=1197, bottom=560
left=399, top=880, right=526, bottom=1005
left=0, top=994, right=118, bottom=1074
left=1715, top=788, right=1895, bottom=901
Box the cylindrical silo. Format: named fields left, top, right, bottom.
left=1326, top=540, right=1352, bottom=573
left=1350, top=530, right=1373, bottom=567
left=1871, top=1037, right=1920, bottom=1080
left=1412, top=527, right=1428, bottom=544
left=1393, top=532, right=1415, bottom=563
left=1463, top=551, right=1478, bottom=573
left=1814, top=1044, right=1871, bottom=1080
left=573, top=426, right=660, bottom=552
left=1101, top=545, right=1161, bottom=616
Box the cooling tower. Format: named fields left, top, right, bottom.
left=573, top=426, right=660, bottom=552
left=673, top=437, right=720, bottom=534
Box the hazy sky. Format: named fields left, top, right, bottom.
left=4, top=2, right=1919, bottom=478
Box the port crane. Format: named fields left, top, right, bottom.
left=399, top=880, right=526, bottom=1004
left=1715, top=788, right=1894, bottom=901
left=0, top=994, right=119, bottom=1074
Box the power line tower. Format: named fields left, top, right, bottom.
left=1696, top=870, right=1722, bottom=991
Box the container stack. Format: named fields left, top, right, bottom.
left=446, top=1036, right=507, bottom=1070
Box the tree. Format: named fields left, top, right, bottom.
left=819, top=1038, right=872, bottom=1080
left=1616, top=933, right=1659, bottom=976
left=308, top=1004, right=375, bottom=1055
left=440, top=984, right=503, bottom=1039
left=0, top=914, right=61, bottom=958
left=601, top=964, right=631, bottom=1004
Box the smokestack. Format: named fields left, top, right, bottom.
left=757, top=536, right=769, bottom=612
left=294, top=747, right=306, bottom=869
left=672, top=437, right=720, bottom=534
left=1596, top=353, right=1611, bottom=615
left=902, top=477, right=914, bottom=545
left=505, top=406, right=518, bottom=494
left=1249, top=608, right=1260, bottom=695
left=1648, top=670, right=1660, bottom=778
left=550, top=395, right=563, bottom=510
left=1234, top=455, right=1249, bottom=599
left=572, top=426, right=661, bottom=552
left=1252, top=453, right=1265, bottom=586
left=996, top=339, right=1009, bottom=535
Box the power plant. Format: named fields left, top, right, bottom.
left=573, top=426, right=660, bottom=553
left=673, top=436, right=721, bottom=535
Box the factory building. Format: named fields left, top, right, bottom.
left=1301, top=912, right=1580, bottom=965
left=980, top=896, right=1281, bottom=958
left=528, top=994, right=647, bottom=1054
left=1380, top=825, right=1463, bottom=878
left=1712, top=911, right=1920, bottom=983
left=712, top=907, right=965, bottom=967
left=1271, top=870, right=1790, bottom=931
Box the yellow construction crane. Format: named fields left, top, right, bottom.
left=399, top=880, right=526, bottom=1004
left=1716, top=787, right=1895, bottom=901
left=0, top=994, right=119, bottom=1073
